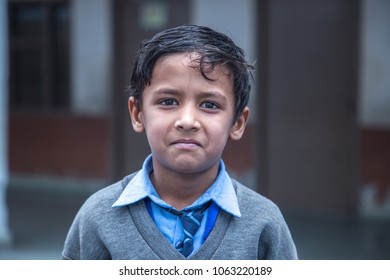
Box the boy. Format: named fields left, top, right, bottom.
left=62, top=25, right=298, bottom=260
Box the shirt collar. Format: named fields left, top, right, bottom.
left=112, top=154, right=241, bottom=217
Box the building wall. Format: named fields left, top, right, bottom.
left=259, top=0, right=360, bottom=215
left=5, top=0, right=390, bottom=217
left=8, top=114, right=109, bottom=180
left=359, top=0, right=390, bottom=214
left=359, top=0, right=390, bottom=127
left=8, top=0, right=112, bottom=183
left=191, top=0, right=256, bottom=63
left=71, top=0, right=112, bottom=116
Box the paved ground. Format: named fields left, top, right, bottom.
left=1, top=186, right=390, bottom=260
left=0, top=187, right=89, bottom=260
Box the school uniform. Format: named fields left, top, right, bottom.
left=62, top=156, right=297, bottom=260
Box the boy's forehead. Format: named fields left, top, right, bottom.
left=155, top=52, right=200, bottom=68
left=154, top=52, right=231, bottom=78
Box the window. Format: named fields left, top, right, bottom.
left=8, top=1, right=70, bottom=111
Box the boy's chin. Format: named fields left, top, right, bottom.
left=169, top=163, right=209, bottom=175
left=161, top=158, right=217, bottom=175
left=153, top=151, right=222, bottom=175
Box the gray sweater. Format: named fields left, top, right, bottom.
left=62, top=174, right=298, bottom=260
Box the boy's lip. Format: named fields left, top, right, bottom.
left=171, top=138, right=202, bottom=147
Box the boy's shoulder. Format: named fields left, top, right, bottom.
left=77, top=173, right=136, bottom=215
left=232, top=178, right=276, bottom=207
left=231, top=178, right=285, bottom=222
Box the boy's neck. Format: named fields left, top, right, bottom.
left=149, top=163, right=220, bottom=211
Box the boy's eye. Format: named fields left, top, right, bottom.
left=201, top=101, right=218, bottom=110
left=159, top=99, right=178, bottom=106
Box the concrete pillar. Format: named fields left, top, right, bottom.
left=256, top=0, right=360, bottom=216
left=0, top=0, right=12, bottom=246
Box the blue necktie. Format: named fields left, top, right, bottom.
left=167, top=201, right=211, bottom=257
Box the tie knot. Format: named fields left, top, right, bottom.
left=166, top=200, right=212, bottom=217
left=164, top=201, right=212, bottom=257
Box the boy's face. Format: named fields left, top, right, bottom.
left=129, top=52, right=249, bottom=177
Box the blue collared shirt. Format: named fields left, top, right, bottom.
left=112, top=155, right=241, bottom=255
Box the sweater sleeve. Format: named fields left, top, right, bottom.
left=257, top=214, right=298, bottom=260
left=233, top=179, right=298, bottom=260
left=61, top=194, right=112, bottom=260
left=61, top=179, right=129, bottom=260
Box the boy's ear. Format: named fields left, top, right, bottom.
left=230, top=106, right=249, bottom=141
left=128, top=96, right=145, bottom=133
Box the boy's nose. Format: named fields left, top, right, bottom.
left=174, top=106, right=201, bottom=131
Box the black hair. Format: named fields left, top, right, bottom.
left=129, top=24, right=254, bottom=122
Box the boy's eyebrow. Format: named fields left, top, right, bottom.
left=152, top=88, right=180, bottom=96
left=153, top=87, right=228, bottom=103
left=198, top=91, right=228, bottom=103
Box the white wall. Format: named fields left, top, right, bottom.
left=191, top=0, right=256, bottom=63
left=71, top=0, right=112, bottom=115
left=360, top=0, right=390, bottom=127
left=0, top=0, right=11, bottom=246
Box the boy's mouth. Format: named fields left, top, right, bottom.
left=171, top=139, right=202, bottom=149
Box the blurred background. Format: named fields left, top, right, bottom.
left=0, top=0, right=389, bottom=259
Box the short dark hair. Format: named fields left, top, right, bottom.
left=129, top=24, right=254, bottom=122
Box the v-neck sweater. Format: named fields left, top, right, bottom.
left=62, top=173, right=298, bottom=260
